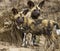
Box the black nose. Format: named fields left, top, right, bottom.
left=31, top=9, right=40, bottom=19
left=16, top=17, right=24, bottom=24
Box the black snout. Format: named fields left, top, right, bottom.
left=16, top=17, right=24, bottom=25
left=31, top=9, right=40, bottom=19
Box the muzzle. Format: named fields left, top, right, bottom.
left=31, top=8, right=40, bottom=19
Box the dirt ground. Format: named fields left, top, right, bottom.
left=0, top=36, right=60, bottom=51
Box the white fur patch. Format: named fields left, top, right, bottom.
left=56, top=29, right=60, bottom=35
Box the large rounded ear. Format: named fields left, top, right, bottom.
left=53, top=22, right=59, bottom=29
left=23, top=8, right=29, bottom=15
left=38, top=0, right=45, bottom=8
left=11, top=8, right=18, bottom=15
left=27, top=0, right=35, bottom=9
